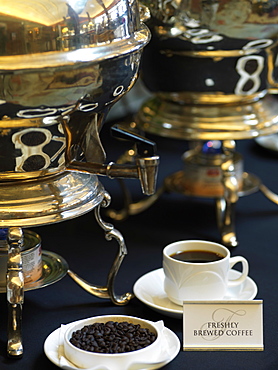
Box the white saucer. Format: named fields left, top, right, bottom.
left=133, top=268, right=258, bottom=319
left=44, top=320, right=180, bottom=370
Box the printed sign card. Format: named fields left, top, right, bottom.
left=183, top=300, right=263, bottom=351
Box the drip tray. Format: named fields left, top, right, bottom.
left=0, top=250, right=68, bottom=293
left=0, top=171, right=105, bottom=227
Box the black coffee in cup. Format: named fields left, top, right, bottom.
left=170, top=250, right=224, bottom=263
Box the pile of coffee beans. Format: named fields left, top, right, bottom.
left=69, top=321, right=157, bottom=354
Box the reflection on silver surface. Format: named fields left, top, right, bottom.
left=124, top=0, right=278, bottom=250
left=24, top=251, right=69, bottom=292
left=0, top=0, right=154, bottom=359
left=0, top=0, right=147, bottom=66
left=6, top=228, right=24, bottom=358
left=141, top=0, right=278, bottom=39
left=0, top=172, right=105, bottom=227
left=68, top=191, right=134, bottom=305
left=135, top=95, right=278, bottom=141
left=0, top=251, right=69, bottom=293
left=136, top=0, right=278, bottom=139
left=0, top=0, right=151, bottom=182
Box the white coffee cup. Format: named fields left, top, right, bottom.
left=163, top=240, right=249, bottom=305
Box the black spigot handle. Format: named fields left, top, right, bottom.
left=111, top=125, right=157, bottom=157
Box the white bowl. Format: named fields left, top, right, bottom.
left=64, top=315, right=163, bottom=369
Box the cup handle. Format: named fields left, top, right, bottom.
left=228, top=256, right=249, bottom=287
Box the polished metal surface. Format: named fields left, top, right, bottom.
left=0, top=251, right=69, bottom=293
left=164, top=171, right=260, bottom=199
left=0, top=0, right=158, bottom=200
left=135, top=94, right=278, bottom=140
left=68, top=191, right=134, bottom=305
left=0, top=0, right=154, bottom=358
left=259, top=183, right=278, bottom=205
left=0, top=0, right=154, bottom=187
left=136, top=0, right=278, bottom=139
left=68, top=152, right=159, bottom=195
left=108, top=136, right=269, bottom=247
left=0, top=0, right=149, bottom=125
left=0, top=0, right=148, bottom=65
left=7, top=228, right=24, bottom=358
left=0, top=229, right=42, bottom=286
left=0, top=171, right=104, bottom=227
left=141, top=0, right=278, bottom=40
left=126, top=0, right=278, bottom=248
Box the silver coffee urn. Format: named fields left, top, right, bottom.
left=129, top=0, right=278, bottom=247
left=0, top=0, right=158, bottom=358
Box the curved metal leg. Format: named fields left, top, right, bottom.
left=7, top=227, right=24, bottom=358
left=217, top=141, right=239, bottom=248
left=68, top=191, right=133, bottom=305
left=259, top=184, right=278, bottom=204
left=215, top=197, right=237, bottom=248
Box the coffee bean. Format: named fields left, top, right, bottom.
left=69, top=321, right=157, bottom=354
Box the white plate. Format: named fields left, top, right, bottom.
left=133, top=268, right=258, bottom=319
left=44, top=321, right=180, bottom=370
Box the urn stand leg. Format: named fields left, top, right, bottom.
left=68, top=191, right=134, bottom=305
left=6, top=227, right=24, bottom=358
left=259, top=184, right=278, bottom=205
left=216, top=141, right=239, bottom=248
left=106, top=180, right=165, bottom=221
